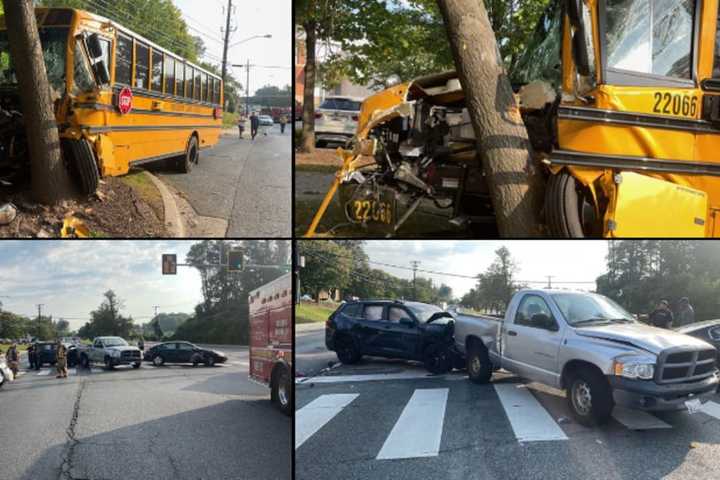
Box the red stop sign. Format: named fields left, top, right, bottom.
left=117, top=87, right=133, bottom=115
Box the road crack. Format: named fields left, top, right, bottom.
left=59, top=379, right=87, bottom=480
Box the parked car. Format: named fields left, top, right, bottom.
left=325, top=299, right=460, bottom=374
left=259, top=115, right=274, bottom=127
left=454, top=289, right=719, bottom=426
left=34, top=341, right=78, bottom=368
left=0, top=354, right=13, bottom=388
left=314, top=96, right=363, bottom=147
left=78, top=336, right=142, bottom=369
left=143, top=341, right=227, bottom=367
left=676, top=320, right=720, bottom=361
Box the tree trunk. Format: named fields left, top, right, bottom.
left=2, top=0, right=75, bottom=205
left=436, top=0, right=544, bottom=237
left=300, top=18, right=317, bottom=153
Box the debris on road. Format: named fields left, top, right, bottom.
left=0, top=203, right=17, bottom=225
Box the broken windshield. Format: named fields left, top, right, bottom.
left=511, top=0, right=562, bottom=87
left=0, top=28, right=68, bottom=93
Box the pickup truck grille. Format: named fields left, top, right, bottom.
left=121, top=351, right=141, bottom=359
left=656, top=347, right=717, bottom=384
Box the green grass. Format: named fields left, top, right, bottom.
left=0, top=343, right=28, bottom=353
left=223, top=111, right=239, bottom=128
left=120, top=171, right=164, bottom=221
left=295, top=303, right=338, bottom=324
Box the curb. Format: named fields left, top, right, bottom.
left=143, top=171, right=186, bottom=237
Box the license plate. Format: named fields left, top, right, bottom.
left=685, top=398, right=703, bottom=414
left=350, top=198, right=394, bottom=226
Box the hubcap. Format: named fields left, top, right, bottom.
left=572, top=380, right=593, bottom=416
left=470, top=356, right=481, bottom=375
left=278, top=378, right=288, bottom=406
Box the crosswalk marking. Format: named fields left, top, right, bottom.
left=376, top=388, right=449, bottom=460
left=493, top=383, right=568, bottom=442
left=36, top=369, right=51, bottom=376
left=700, top=401, right=720, bottom=419
left=296, top=394, right=359, bottom=449
left=612, top=406, right=671, bottom=430
left=297, top=371, right=452, bottom=385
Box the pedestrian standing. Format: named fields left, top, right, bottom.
left=6, top=343, right=19, bottom=376
left=138, top=337, right=145, bottom=352
left=237, top=115, right=246, bottom=139
left=649, top=300, right=674, bottom=329
left=279, top=114, right=288, bottom=134
left=250, top=112, right=260, bottom=140
left=27, top=343, right=37, bottom=370
left=675, top=297, right=695, bottom=326
left=55, top=340, right=68, bottom=379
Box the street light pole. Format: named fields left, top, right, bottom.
left=246, top=59, right=250, bottom=116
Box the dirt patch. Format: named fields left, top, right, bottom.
left=0, top=176, right=166, bottom=238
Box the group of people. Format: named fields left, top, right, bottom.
left=5, top=340, right=69, bottom=379
left=237, top=112, right=289, bottom=140
left=648, top=297, right=695, bottom=329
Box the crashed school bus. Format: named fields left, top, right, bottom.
left=0, top=8, right=223, bottom=194
left=307, top=0, right=720, bottom=238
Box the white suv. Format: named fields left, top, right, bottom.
left=315, top=96, right=363, bottom=147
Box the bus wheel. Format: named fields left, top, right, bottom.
left=63, top=138, right=99, bottom=195
left=545, top=171, right=600, bottom=238
left=178, top=135, right=199, bottom=173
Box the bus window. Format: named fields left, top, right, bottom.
left=135, top=42, right=149, bottom=89
left=164, top=56, right=175, bottom=95
left=151, top=49, right=163, bottom=92
left=202, top=73, right=209, bottom=102
left=206, top=75, right=212, bottom=103
left=175, top=61, right=184, bottom=97
left=214, top=79, right=221, bottom=104
left=195, top=70, right=201, bottom=101
left=185, top=65, right=195, bottom=98
left=115, top=34, right=132, bottom=86
left=72, top=39, right=95, bottom=94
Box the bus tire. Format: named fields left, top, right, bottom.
left=178, top=135, right=199, bottom=173
left=545, top=171, right=592, bottom=238
left=63, top=138, right=99, bottom=196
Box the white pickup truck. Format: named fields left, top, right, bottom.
left=78, top=336, right=142, bottom=370
left=454, top=289, right=719, bottom=426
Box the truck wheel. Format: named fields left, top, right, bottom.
left=566, top=368, right=614, bottom=426
left=545, top=172, right=600, bottom=238
left=153, top=356, right=164, bottom=367
left=132, top=362, right=141, bottom=369
left=272, top=367, right=292, bottom=416
left=62, top=138, right=100, bottom=196
left=104, top=357, right=115, bottom=370
left=467, top=343, right=492, bottom=384
left=80, top=355, right=89, bottom=369
left=177, top=135, right=199, bottom=173
left=423, top=343, right=452, bottom=374
left=204, top=356, right=215, bottom=367
left=335, top=336, right=362, bottom=364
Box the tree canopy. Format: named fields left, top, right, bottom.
left=77, top=290, right=135, bottom=339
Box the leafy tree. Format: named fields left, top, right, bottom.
left=78, top=290, right=134, bottom=339
left=298, top=240, right=353, bottom=302
left=55, top=319, right=70, bottom=337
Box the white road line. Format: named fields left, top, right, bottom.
left=297, top=371, right=456, bottom=384
left=36, top=369, right=51, bottom=376
left=611, top=406, right=671, bottom=430
left=376, top=388, right=449, bottom=460
left=494, top=383, right=568, bottom=442
left=700, top=401, right=720, bottom=419
left=91, top=368, right=104, bottom=374
left=295, top=394, right=359, bottom=449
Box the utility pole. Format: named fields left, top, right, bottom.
left=221, top=0, right=234, bottom=82
left=153, top=306, right=160, bottom=318
left=546, top=276, right=554, bottom=289
left=410, top=261, right=421, bottom=300
left=37, top=303, right=43, bottom=320
left=246, top=58, right=251, bottom=116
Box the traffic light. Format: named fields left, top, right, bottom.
left=228, top=249, right=244, bottom=272
left=162, top=254, right=177, bottom=275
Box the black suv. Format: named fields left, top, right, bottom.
left=325, top=300, right=459, bottom=373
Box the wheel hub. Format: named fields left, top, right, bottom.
left=572, top=380, right=592, bottom=415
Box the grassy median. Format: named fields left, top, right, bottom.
left=295, top=302, right=338, bottom=324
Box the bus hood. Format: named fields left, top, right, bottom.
left=575, top=323, right=713, bottom=354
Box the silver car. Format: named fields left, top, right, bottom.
left=315, top=96, right=363, bottom=147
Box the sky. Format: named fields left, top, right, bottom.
left=0, top=241, right=204, bottom=331
left=362, top=241, right=610, bottom=299
left=172, top=0, right=291, bottom=94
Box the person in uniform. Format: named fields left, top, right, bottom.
left=6, top=343, right=19, bottom=376
left=27, top=342, right=37, bottom=370
left=138, top=337, right=145, bottom=352
left=279, top=114, right=288, bottom=134
left=649, top=300, right=674, bottom=329
left=55, top=340, right=68, bottom=379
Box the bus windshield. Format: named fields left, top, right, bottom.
left=0, top=28, right=68, bottom=93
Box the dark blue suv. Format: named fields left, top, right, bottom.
left=325, top=300, right=460, bottom=374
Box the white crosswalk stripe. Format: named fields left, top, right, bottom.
left=296, top=394, right=359, bottom=449
left=36, top=369, right=51, bottom=376
left=699, top=400, right=720, bottom=419
left=493, top=383, right=568, bottom=442
left=612, top=406, right=671, bottom=430
left=376, top=388, right=448, bottom=460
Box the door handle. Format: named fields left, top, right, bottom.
left=507, top=330, right=518, bottom=337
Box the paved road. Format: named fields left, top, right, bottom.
left=1, top=347, right=290, bottom=480
left=295, top=323, right=336, bottom=377
left=152, top=125, right=291, bottom=237
left=295, top=343, right=720, bottom=480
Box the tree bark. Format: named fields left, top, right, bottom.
left=436, top=0, right=544, bottom=237
left=300, top=18, right=317, bottom=153
left=3, top=0, right=75, bottom=205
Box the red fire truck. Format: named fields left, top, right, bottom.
left=249, top=272, right=292, bottom=415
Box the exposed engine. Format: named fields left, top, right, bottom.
left=0, top=93, right=28, bottom=186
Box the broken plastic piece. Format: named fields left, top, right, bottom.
left=61, top=216, right=90, bottom=238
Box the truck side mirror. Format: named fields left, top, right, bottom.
left=87, top=33, right=104, bottom=60
left=92, top=60, right=110, bottom=86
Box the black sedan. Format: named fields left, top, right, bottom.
left=143, top=342, right=228, bottom=367
left=676, top=320, right=720, bottom=361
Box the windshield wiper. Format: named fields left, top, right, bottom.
left=572, top=318, right=614, bottom=326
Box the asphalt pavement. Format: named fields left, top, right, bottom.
left=151, top=125, right=291, bottom=237
left=295, top=323, right=335, bottom=377
left=295, top=338, right=720, bottom=480
left=1, top=346, right=290, bottom=480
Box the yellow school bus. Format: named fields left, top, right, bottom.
left=307, top=0, right=720, bottom=238
left=0, top=8, right=223, bottom=194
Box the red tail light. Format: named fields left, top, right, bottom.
left=352, top=115, right=359, bottom=121
left=315, top=112, right=323, bottom=119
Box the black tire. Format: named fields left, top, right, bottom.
left=272, top=367, right=292, bottom=416
left=335, top=336, right=362, bottom=364
left=566, top=368, right=614, bottom=427
left=178, top=135, right=199, bottom=173
left=545, top=172, right=600, bottom=238
left=104, top=357, right=115, bottom=370
left=204, top=356, right=215, bottom=367
left=80, top=355, right=89, bottom=369
left=153, top=355, right=165, bottom=367
left=467, top=342, right=493, bottom=384
left=132, top=362, right=141, bottom=369
left=62, top=138, right=100, bottom=195
left=423, top=343, right=452, bottom=374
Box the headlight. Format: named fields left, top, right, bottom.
left=111, top=350, right=121, bottom=357
left=614, top=360, right=654, bottom=380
